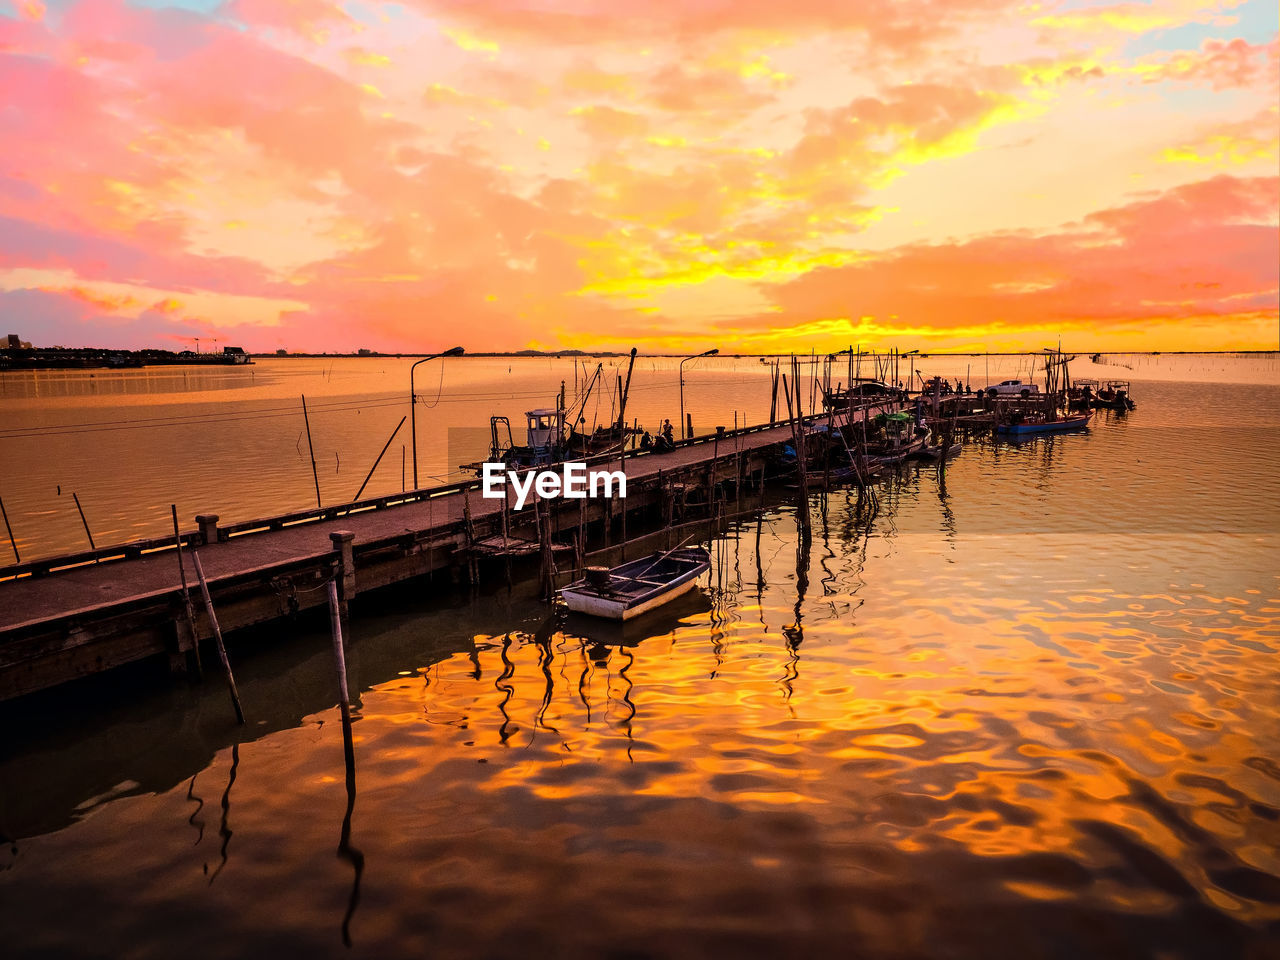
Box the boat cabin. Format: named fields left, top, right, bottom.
left=876, top=411, right=919, bottom=447
left=524, top=407, right=565, bottom=457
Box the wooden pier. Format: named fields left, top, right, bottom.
left=0, top=410, right=887, bottom=702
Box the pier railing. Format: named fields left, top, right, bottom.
left=0, top=410, right=860, bottom=584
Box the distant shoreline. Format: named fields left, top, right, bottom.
left=1, top=346, right=1275, bottom=372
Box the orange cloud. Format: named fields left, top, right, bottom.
left=714, top=175, right=1280, bottom=351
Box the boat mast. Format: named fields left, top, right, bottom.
left=615, top=347, right=637, bottom=431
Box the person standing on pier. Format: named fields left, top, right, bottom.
left=660, top=419, right=675, bottom=449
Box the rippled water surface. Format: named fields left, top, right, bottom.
left=1, top=358, right=1279, bottom=958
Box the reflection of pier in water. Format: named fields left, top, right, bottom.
left=1, top=409, right=890, bottom=701
left=0, top=597, right=494, bottom=841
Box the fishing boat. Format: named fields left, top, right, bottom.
left=465, top=407, right=568, bottom=471
left=1094, top=380, right=1135, bottom=411
left=996, top=412, right=1091, bottom=436
left=1068, top=379, right=1098, bottom=411
left=822, top=378, right=906, bottom=410
left=560, top=547, right=710, bottom=621
left=862, top=411, right=931, bottom=464
left=461, top=350, right=640, bottom=472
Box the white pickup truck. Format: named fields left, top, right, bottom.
left=985, top=379, right=1040, bottom=398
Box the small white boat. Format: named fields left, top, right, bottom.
left=561, top=547, right=710, bottom=621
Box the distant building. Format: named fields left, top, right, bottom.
left=357, top=348, right=373, bottom=356
left=6, top=334, right=31, bottom=349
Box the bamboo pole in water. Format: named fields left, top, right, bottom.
left=352, top=416, right=406, bottom=502
left=0, top=493, right=18, bottom=563
left=192, top=552, right=245, bottom=725
left=782, top=363, right=810, bottom=532
left=171, top=504, right=203, bottom=678
left=302, top=394, right=321, bottom=509
left=71, top=492, right=95, bottom=550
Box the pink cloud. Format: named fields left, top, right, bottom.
left=1144, top=37, right=1280, bottom=90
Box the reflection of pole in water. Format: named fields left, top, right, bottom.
left=754, top=508, right=769, bottom=628
left=575, top=639, right=595, bottom=724
left=937, top=465, right=957, bottom=544
left=709, top=617, right=726, bottom=680
left=336, top=712, right=364, bottom=949
left=186, top=773, right=205, bottom=847
left=818, top=494, right=839, bottom=612
left=617, top=647, right=636, bottom=763
left=779, top=513, right=811, bottom=705
left=533, top=633, right=561, bottom=738
left=495, top=634, right=517, bottom=746
left=209, top=743, right=239, bottom=884
left=327, top=581, right=364, bottom=948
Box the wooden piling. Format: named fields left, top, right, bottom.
left=709, top=434, right=718, bottom=506
left=326, top=577, right=363, bottom=946
left=461, top=485, right=478, bottom=584
left=536, top=497, right=556, bottom=600
left=769, top=363, right=779, bottom=427
left=326, top=580, right=353, bottom=712
left=191, top=552, right=245, bottom=725
left=619, top=450, right=628, bottom=561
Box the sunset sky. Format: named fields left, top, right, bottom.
left=1, top=0, right=1277, bottom=354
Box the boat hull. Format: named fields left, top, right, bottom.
left=561, top=548, right=711, bottom=622
left=997, top=413, right=1091, bottom=435
left=563, top=575, right=700, bottom=621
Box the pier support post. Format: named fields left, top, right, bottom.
left=330, top=530, right=356, bottom=619
left=196, top=514, right=220, bottom=546
left=168, top=616, right=198, bottom=676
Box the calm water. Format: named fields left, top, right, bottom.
left=2, top=352, right=1276, bottom=562
left=1, top=357, right=1278, bottom=958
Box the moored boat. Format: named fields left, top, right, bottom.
left=561, top=547, right=711, bottom=621
left=1094, top=380, right=1135, bottom=411
left=1068, top=379, right=1098, bottom=411
left=861, top=411, right=931, bottom=464
left=996, top=412, right=1091, bottom=435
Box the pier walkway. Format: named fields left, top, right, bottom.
left=0, top=410, right=887, bottom=700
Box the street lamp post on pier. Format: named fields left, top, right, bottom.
left=410, top=346, right=464, bottom=489
left=679, top=349, right=719, bottom=440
